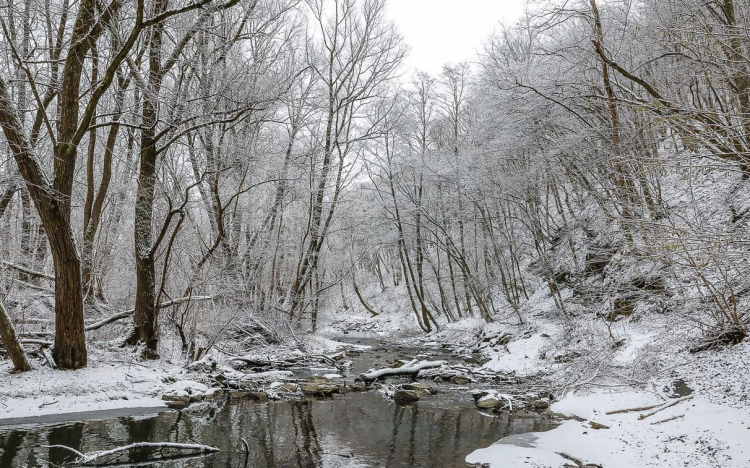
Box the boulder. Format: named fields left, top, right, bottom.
left=229, top=390, right=252, bottom=399
left=165, top=400, right=189, bottom=410
left=269, top=382, right=299, bottom=393
left=186, top=355, right=217, bottom=373
left=205, top=388, right=226, bottom=401
left=393, top=390, right=420, bottom=405
left=400, top=383, right=433, bottom=397
left=476, top=398, right=502, bottom=409
left=301, top=383, right=340, bottom=397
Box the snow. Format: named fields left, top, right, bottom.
left=162, top=380, right=209, bottom=397
left=467, top=390, right=750, bottom=467
left=482, top=332, right=551, bottom=375
left=467, top=441, right=570, bottom=468
left=0, top=360, right=168, bottom=421
left=323, top=373, right=342, bottom=379
left=306, top=336, right=373, bottom=353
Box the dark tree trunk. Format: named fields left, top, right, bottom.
left=129, top=97, right=160, bottom=358
left=0, top=298, right=31, bottom=372
left=129, top=0, right=167, bottom=357
left=0, top=78, right=88, bottom=369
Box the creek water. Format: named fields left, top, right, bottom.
left=0, top=338, right=555, bottom=467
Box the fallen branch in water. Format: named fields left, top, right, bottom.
left=85, top=296, right=213, bottom=332
left=358, top=360, right=446, bottom=383
left=45, top=442, right=219, bottom=465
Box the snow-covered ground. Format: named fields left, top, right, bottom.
left=0, top=335, right=369, bottom=422
left=467, top=390, right=750, bottom=467
left=467, top=337, right=750, bottom=467
left=0, top=359, right=169, bottom=420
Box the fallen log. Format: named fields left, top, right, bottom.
left=650, top=414, right=685, bottom=425
left=605, top=403, right=661, bottom=415
left=45, top=442, right=219, bottom=466
left=638, top=395, right=693, bottom=420
left=20, top=339, right=54, bottom=346
left=358, top=360, right=446, bottom=383
left=1, top=261, right=54, bottom=281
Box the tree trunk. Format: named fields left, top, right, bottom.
left=129, top=96, right=160, bottom=358
left=0, top=298, right=31, bottom=372
left=128, top=0, right=168, bottom=358
left=0, top=77, right=88, bottom=369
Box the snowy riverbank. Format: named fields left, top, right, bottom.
left=3, top=312, right=749, bottom=468
left=0, top=336, right=370, bottom=422
left=466, top=336, right=750, bottom=467
left=0, top=358, right=170, bottom=421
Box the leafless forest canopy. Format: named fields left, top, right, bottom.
left=1, top=0, right=750, bottom=370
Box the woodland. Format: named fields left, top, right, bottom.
left=0, top=0, right=749, bottom=421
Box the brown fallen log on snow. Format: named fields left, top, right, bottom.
left=638, top=395, right=693, bottom=420
left=358, top=360, right=446, bottom=383
left=605, top=403, right=662, bottom=415
left=45, top=442, right=219, bottom=466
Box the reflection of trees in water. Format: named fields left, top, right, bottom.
left=47, top=422, right=84, bottom=465
left=0, top=430, right=26, bottom=466
left=291, top=400, right=321, bottom=468
left=386, top=402, right=405, bottom=466
left=249, top=401, right=278, bottom=467
left=0, top=394, right=556, bottom=467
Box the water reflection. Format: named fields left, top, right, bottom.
left=0, top=391, right=554, bottom=468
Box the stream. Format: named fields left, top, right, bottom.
left=0, top=337, right=556, bottom=467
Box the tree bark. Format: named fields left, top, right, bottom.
left=128, top=0, right=168, bottom=358
left=0, top=77, right=88, bottom=369
left=0, top=298, right=31, bottom=372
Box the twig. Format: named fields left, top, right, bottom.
left=85, top=296, right=213, bottom=332
left=42, top=445, right=85, bottom=458
left=639, top=395, right=693, bottom=420
left=241, top=438, right=250, bottom=468
left=650, top=414, right=685, bottom=425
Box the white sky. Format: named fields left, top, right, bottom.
left=386, top=0, right=527, bottom=76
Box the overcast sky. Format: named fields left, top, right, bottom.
left=386, top=0, right=526, bottom=76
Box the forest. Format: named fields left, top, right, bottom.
left=1, top=0, right=750, bottom=467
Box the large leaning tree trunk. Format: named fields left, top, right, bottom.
left=0, top=297, right=31, bottom=372
left=0, top=0, right=151, bottom=368
left=0, top=77, right=88, bottom=369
